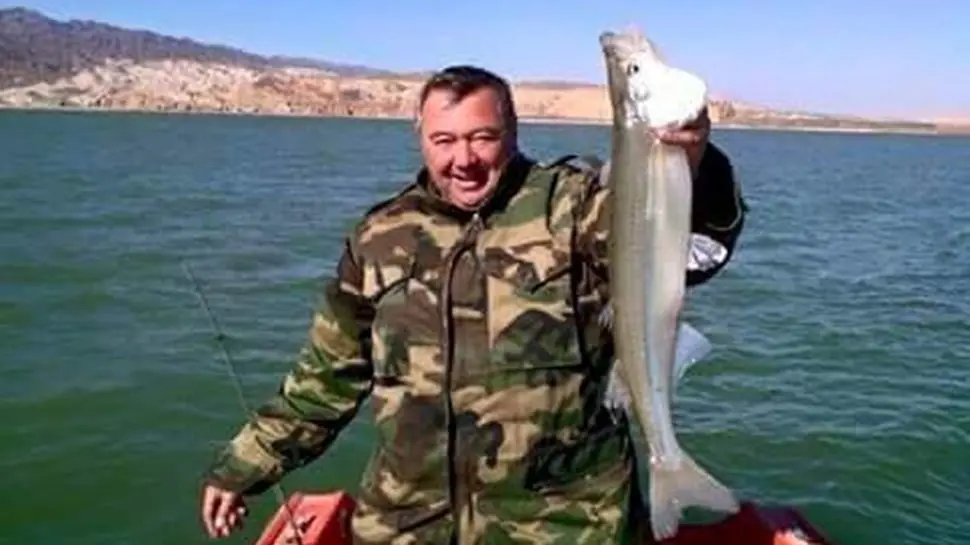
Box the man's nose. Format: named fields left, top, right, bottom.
left=452, top=140, right=475, bottom=168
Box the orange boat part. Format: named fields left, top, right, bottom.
left=657, top=501, right=833, bottom=545
left=253, top=492, right=354, bottom=545
left=254, top=492, right=834, bottom=545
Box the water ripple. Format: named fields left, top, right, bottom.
left=1, top=112, right=969, bottom=545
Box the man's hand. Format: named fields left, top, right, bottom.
left=654, top=106, right=711, bottom=178
left=201, top=484, right=248, bottom=539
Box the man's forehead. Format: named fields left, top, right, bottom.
left=420, top=87, right=502, bottom=116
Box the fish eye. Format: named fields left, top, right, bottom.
left=626, top=63, right=640, bottom=76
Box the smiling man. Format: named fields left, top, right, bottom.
left=200, top=65, right=747, bottom=544
left=417, top=70, right=519, bottom=210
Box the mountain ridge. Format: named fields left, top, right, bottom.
left=1, top=7, right=965, bottom=134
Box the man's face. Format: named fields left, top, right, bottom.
left=418, top=87, right=515, bottom=210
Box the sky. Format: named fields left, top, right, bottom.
left=7, top=0, right=969, bottom=119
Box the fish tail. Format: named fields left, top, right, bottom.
left=648, top=453, right=739, bottom=540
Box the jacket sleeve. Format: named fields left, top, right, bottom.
left=685, top=142, right=748, bottom=286
left=576, top=141, right=747, bottom=286
left=203, top=234, right=375, bottom=495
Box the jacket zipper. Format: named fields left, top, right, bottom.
left=440, top=213, right=483, bottom=544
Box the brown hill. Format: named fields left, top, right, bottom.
left=0, top=7, right=958, bottom=134
left=0, top=6, right=395, bottom=88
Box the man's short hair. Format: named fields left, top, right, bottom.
left=415, top=65, right=518, bottom=130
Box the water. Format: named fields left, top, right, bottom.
left=1, top=110, right=968, bottom=545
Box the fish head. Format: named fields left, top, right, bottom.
left=599, top=27, right=708, bottom=130
left=599, top=28, right=659, bottom=126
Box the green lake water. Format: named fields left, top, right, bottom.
left=1, top=110, right=967, bottom=544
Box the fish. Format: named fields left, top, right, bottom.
left=598, top=27, right=740, bottom=540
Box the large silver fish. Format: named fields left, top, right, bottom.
left=598, top=28, right=740, bottom=540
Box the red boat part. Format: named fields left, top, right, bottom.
left=253, top=492, right=354, bottom=545
left=253, top=492, right=834, bottom=545
left=657, top=501, right=833, bottom=545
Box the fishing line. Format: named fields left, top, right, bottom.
left=181, top=259, right=306, bottom=545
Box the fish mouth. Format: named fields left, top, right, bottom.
left=627, top=89, right=652, bottom=114
left=623, top=89, right=654, bottom=126
left=624, top=67, right=708, bottom=129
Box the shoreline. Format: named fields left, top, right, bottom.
left=3, top=104, right=968, bottom=136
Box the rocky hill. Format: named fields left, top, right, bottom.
left=0, top=7, right=963, bottom=134
left=0, top=7, right=398, bottom=86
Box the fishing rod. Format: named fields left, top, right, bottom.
left=181, top=259, right=307, bottom=545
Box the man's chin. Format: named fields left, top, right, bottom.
left=449, top=185, right=490, bottom=208
left=453, top=197, right=483, bottom=210
left=449, top=190, right=486, bottom=209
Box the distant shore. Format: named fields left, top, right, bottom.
left=3, top=103, right=968, bottom=136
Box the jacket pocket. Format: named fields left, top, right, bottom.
left=484, top=260, right=584, bottom=375
left=370, top=276, right=412, bottom=381
left=369, top=268, right=443, bottom=390
left=524, top=423, right=632, bottom=501
left=355, top=446, right=451, bottom=537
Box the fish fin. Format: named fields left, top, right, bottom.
left=598, top=301, right=614, bottom=330
left=597, top=159, right=612, bottom=186
left=597, top=303, right=623, bottom=415
left=673, top=321, right=713, bottom=385
left=601, top=321, right=712, bottom=414
left=602, top=362, right=630, bottom=416
left=649, top=453, right=740, bottom=540
left=572, top=154, right=611, bottom=187
left=576, top=154, right=605, bottom=173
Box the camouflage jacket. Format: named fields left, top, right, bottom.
left=205, top=144, right=746, bottom=545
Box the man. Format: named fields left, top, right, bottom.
left=200, top=65, right=746, bottom=544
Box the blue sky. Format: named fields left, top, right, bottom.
left=8, top=0, right=969, bottom=119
